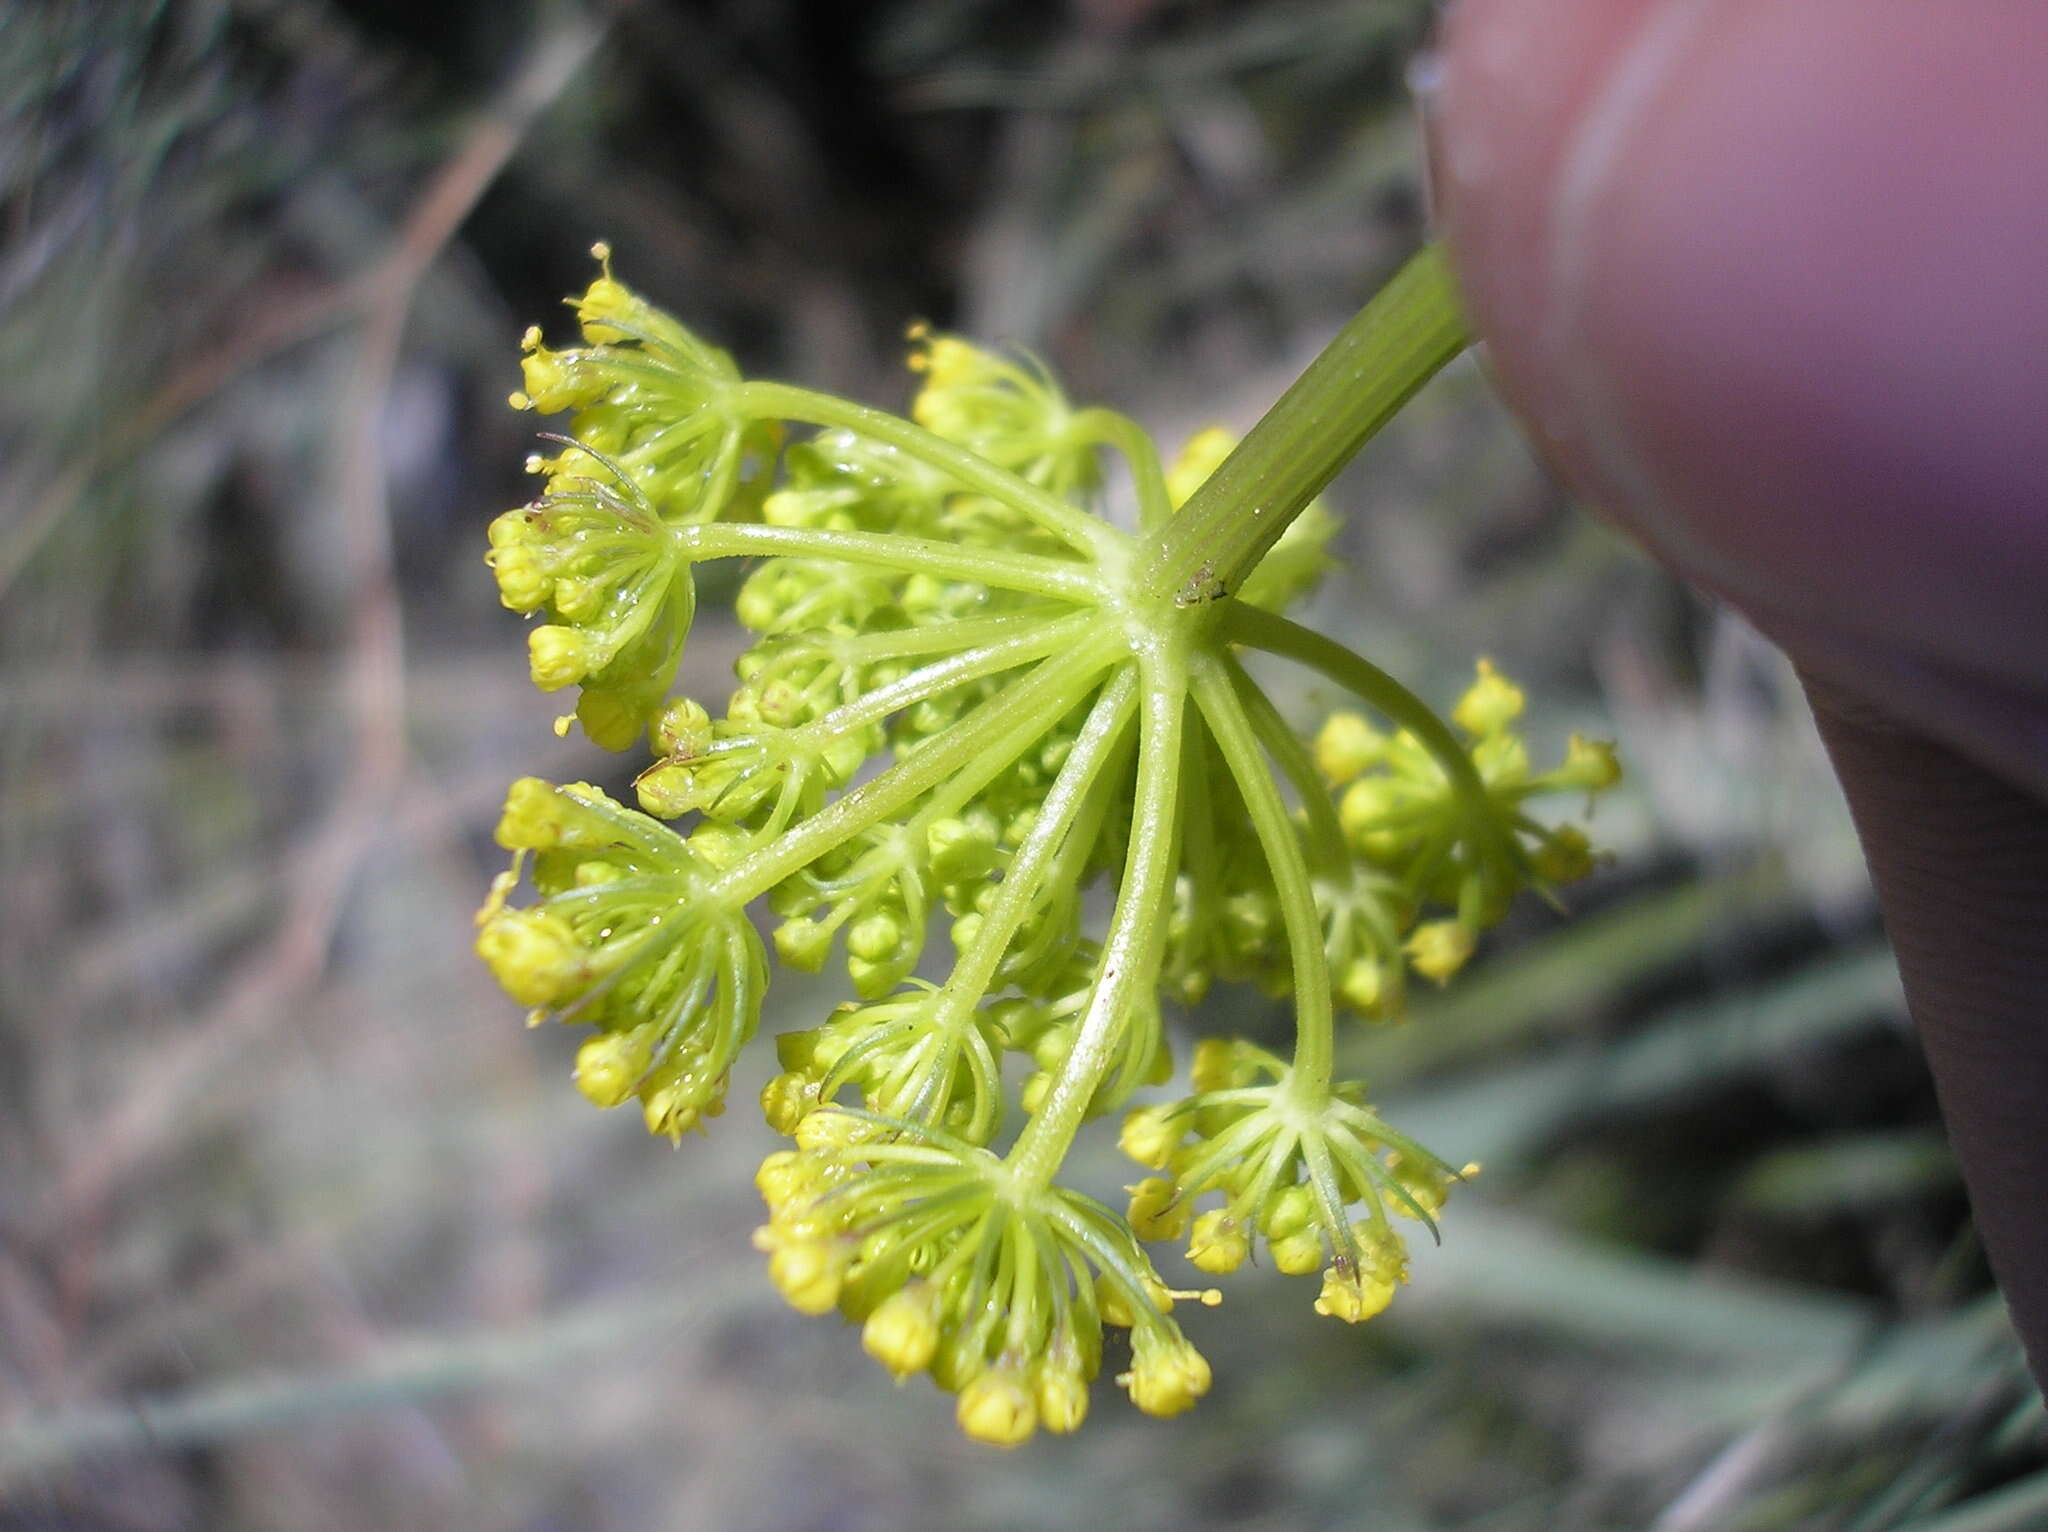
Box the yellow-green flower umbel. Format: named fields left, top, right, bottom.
left=476, top=244, right=1620, bottom=1442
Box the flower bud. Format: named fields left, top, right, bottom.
left=1557, top=733, right=1622, bottom=791
left=1387, top=1152, right=1455, bottom=1221
left=1452, top=659, right=1524, bottom=737
left=574, top=1024, right=656, bottom=1108
left=1189, top=1037, right=1254, bottom=1093
left=475, top=909, right=584, bottom=1007
left=1036, top=1362, right=1090, bottom=1435
left=1532, top=825, right=1595, bottom=885
left=1337, top=954, right=1390, bottom=1016
left=1313, top=712, right=1386, bottom=785
left=651, top=697, right=715, bottom=759
left=847, top=910, right=902, bottom=964
left=1260, top=1184, right=1316, bottom=1240
left=1019, top=1071, right=1050, bottom=1115
left=634, top=760, right=701, bottom=819
left=862, top=1283, right=944, bottom=1379
left=528, top=625, right=599, bottom=692
left=760, top=1071, right=816, bottom=1136
left=1186, top=1210, right=1249, bottom=1275
left=1126, top=1178, right=1189, bottom=1242
left=515, top=336, right=603, bottom=415
left=1337, top=777, right=1401, bottom=846
left=1313, top=1262, right=1396, bottom=1324
left=1117, top=1106, right=1182, bottom=1171
left=486, top=543, right=552, bottom=612
left=574, top=687, right=644, bottom=752
left=1270, top=1229, right=1324, bottom=1276
left=766, top=1238, right=845, bottom=1315
left=1165, top=425, right=1234, bottom=507
left=795, top=1109, right=865, bottom=1152
left=956, top=1368, right=1037, bottom=1447
left=1405, top=919, right=1475, bottom=986
left=494, top=777, right=570, bottom=850
left=754, top=1150, right=810, bottom=1209
left=1121, top=1334, right=1211, bottom=1418
left=773, top=917, right=834, bottom=973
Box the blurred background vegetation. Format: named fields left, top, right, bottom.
left=2, top=2, right=2042, bottom=1528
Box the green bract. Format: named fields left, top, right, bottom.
left=476, top=243, right=1619, bottom=1444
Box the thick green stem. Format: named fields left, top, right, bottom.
left=1137, top=245, right=1468, bottom=611
left=733, top=381, right=1114, bottom=557
left=1007, top=660, right=1188, bottom=1192
left=673, top=521, right=1098, bottom=604
left=1192, top=660, right=1337, bottom=1101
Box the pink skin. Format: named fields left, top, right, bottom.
left=1431, top=0, right=2048, bottom=1382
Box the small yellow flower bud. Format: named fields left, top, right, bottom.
left=949, top=911, right=983, bottom=954
left=485, top=543, right=552, bottom=612
left=639, top=1054, right=723, bottom=1142
left=494, top=777, right=568, bottom=850
left=1387, top=1152, right=1453, bottom=1221
left=772, top=918, right=833, bottom=973
left=1532, top=824, right=1596, bottom=884
left=574, top=255, right=655, bottom=345
left=550, top=576, right=606, bottom=622
left=1338, top=776, right=1402, bottom=846
left=759, top=1071, right=816, bottom=1136
left=1313, top=1263, right=1397, bottom=1324
left=927, top=816, right=997, bottom=882
left=1260, top=1184, right=1316, bottom=1240
left=686, top=822, right=749, bottom=871
left=574, top=688, right=644, bottom=752
left=517, top=342, right=600, bottom=416
left=1121, top=1336, right=1212, bottom=1418
left=956, top=1368, right=1037, bottom=1448
left=652, top=697, right=715, bottom=759
left=1096, top=1276, right=1138, bottom=1329
left=1126, top=1178, right=1189, bottom=1242
left=1473, top=729, right=1530, bottom=784
left=1019, top=1070, right=1050, bottom=1115
left=1270, top=1229, right=1324, bottom=1276
left=1558, top=733, right=1623, bottom=791
left=1118, top=1106, right=1182, bottom=1171
left=1405, top=919, right=1475, bottom=986
left=754, top=1150, right=809, bottom=1209
left=766, top=1238, right=845, bottom=1316
left=1186, top=1210, right=1250, bottom=1275
left=1338, top=954, right=1389, bottom=1016
left=1313, top=712, right=1386, bottom=785
left=1188, top=1037, right=1251, bottom=1093
left=475, top=909, right=584, bottom=1007
left=527, top=625, right=598, bottom=692
left=1452, top=659, right=1525, bottom=737
left=794, top=1109, right=864, bottom=1152
left=862, top=1284, right=943, bottom=1379
left=486, top=509, right=532, bottom=549
left=1165, top=425, right=1235, bottom=508
left=914, top=336, right=985, bottom=393
left=1036, top=1364, right=1090, bottom=1435
left=631, top=762, right=700, bottom=820
left=573, top=1025, right=656, bottom=1109
left=820, top=731, right=868, bottom=785
left=846, top=910, right=902, bottom=964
